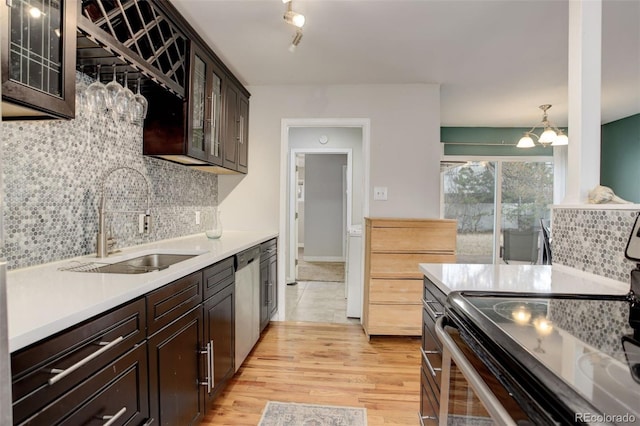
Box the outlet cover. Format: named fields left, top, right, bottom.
left=373, top=186, right=388, bottom=201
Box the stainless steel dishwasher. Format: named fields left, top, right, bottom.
left=234, top=246, right=261, bottom=372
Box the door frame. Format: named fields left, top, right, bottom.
left=290, top=149, right=352, bottom=276
left=280, top=118, right=370, bottom=292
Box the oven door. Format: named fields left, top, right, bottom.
left=435, top=317, right=533, bottom=426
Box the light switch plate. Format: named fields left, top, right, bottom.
left=195, top=211, right=201, bottom=225
left=373, top=186, right=388, bottom=201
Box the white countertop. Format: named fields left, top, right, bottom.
left=420, top=263, right=630, bottom=296
left=7, top=231, right=277, bottom=353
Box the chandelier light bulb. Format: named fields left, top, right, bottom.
left=516, top=134, right=535, bottom=148
left=29, top=7, right=42, bottom=18
left=539, top=128, right=558, bottom=144
left=553, top=132, right=569, bottom=146
left=292, top=12, right=305, bottom=28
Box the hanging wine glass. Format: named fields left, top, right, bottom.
left=131, top=77, right=148, bottom=126
left=84, top=64, right=107, bottom=114
left=75, top=65, right=89, bottom=115
left=113, top=71, right=135, bottom=122
left=105, top=63, right=122, bottom=111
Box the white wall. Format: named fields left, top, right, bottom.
left=218, top=84, right=441, bottom=318
left=218, top=83, right=441, bottom=232
left=304, top=154, right=347, bottom=260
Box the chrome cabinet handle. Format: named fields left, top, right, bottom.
left=420, top=347, right=442, bottom=378
left=423, top=299, right=443, bottom=319
left=142, top=418, right=155, bottom=426
left=101, top=406, right=127, bottom=426
left=210, top=340, right=215, bottom=389
left=209, top=93, right=217, bottom=156
left=48, top=336, right=124, bottom=385
left=239, top=116, right=245, bottom=144
left=199, top=342, right=212, bottom=393
left=435, top=318, right=517, bottom=426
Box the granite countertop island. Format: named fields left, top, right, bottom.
left=7, top=231, right=277, bottom=353
left=419, top=263, right=630, bottom=296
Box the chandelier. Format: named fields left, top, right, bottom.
left=516, top=104, right=569, bottom=148
left=282, top=0, right=305, bottom=52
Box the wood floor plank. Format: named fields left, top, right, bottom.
left=202, top=322, right=420, bottom=425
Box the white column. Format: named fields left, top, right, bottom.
left=563, top=0, right=602, bottom=204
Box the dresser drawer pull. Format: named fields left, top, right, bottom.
left=423, top=299, right=443, bottom=319
left=101, top=406, right=127, bottom=426
left=420, top=347, right=442, bottom=378
left=48, top=336, right=124, bottom=385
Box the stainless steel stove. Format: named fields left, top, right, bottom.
left=434, top=215, right=640, bottom=425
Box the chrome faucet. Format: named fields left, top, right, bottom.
left=97, top=166, right=151, bottom=258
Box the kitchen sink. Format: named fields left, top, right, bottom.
left=63, top=253, right=201, bottom=274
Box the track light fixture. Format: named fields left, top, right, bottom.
left=283, top=1, right=305, bottom=28
left=516, top=104, right=569, bottom=148
left=283, top=0, right=305, bottom=51
left=289, top=30, right=303, bottom=52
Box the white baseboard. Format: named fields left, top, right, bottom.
left=303, top=255, right=345, bottom=262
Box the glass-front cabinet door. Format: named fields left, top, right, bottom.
left=188, top=49, right=208, bottom=161
left=208, top=67, right=223, bottom=166
left=1, top=0, right=76, bottom=118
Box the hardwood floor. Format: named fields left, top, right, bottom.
left=202, top=322, right=421, bottom=425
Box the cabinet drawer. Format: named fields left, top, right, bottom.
left=369, top=279, right=422, bottom=304
left=11, top=298, right=146, bottom=425
left=203, top=257, right=234, bottom=300
left=147, top=271, right=203, bottom=336
left=421, top=345, right=442, bottom=397
left=21, top=344, right=149, bottom=426
left=422, top=308, right=442, bottom=353
left=370, top=253, right=455, bottom=278
left=260, top=238, right=277, bottom=256
left=371, top=224, right=456, bottom=253
left=420, top=360, right=439, bottom=425
left=367, top=303, right=421, bottom=335
left=423, top=277, right=447, bottom=307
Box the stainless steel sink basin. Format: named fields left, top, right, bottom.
left=92, top=253, right=197, bottom=274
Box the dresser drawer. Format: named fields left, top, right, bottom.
left=11, top=298, right=146, bottom=425
left=371, top=223, right=456, bottom=253
left=21, top=344, right=149, bottom=426
left=369, top=279, right=422, bottom=304
left=370, top=253, right=455, bottom=278
left=367, top=303, right=421, bottom=335
left=147, top=271, right=203, bottom=336
left=203, top=257, right=234, bottom=300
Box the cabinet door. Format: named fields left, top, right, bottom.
left=259, top=258, right=270, bottom=332
left=1, top=0, right=76, bottom=118
left=267, top=253, right=278, bottom=318
left=203, top=283, right=235, bottom=401
left=187, top=46, right=209, bottom=161
left=207, top=63, right=224, bottom=166
left=222, top=81, right=238, bottom=171
left=237, top=94, right=249, bottom=173
left=148, top=306, right=205, bottom=426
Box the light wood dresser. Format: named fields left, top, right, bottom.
left=362, top=218, right=456, bottom=338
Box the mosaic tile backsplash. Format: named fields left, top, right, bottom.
left=1, top=73, right=218, bottom=270
left=552, top=207, right=640, bottom=282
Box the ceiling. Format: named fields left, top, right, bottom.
left=170, top=0, right=639, bottom=127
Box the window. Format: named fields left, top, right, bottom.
left=441, top=158, right=553, bottom=264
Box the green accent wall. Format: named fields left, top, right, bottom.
left=600, top=114, right=640, bottom=203
left=441, top=127, right=553, bottom=156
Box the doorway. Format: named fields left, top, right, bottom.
left=281, top=120, right=370, bottom=324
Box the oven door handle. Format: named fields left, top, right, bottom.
left=435, top=317, right=517, bottom=426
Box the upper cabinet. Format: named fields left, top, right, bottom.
left=1, top=0, right=77, bottom=119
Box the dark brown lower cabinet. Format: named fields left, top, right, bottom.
left=21, top=343, right=149, bottom=426
left=148, top=306, right=205, bottom=426
left=203, top=283, right=235, bottom=401
left=259, top=239, right=277, bottom=333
